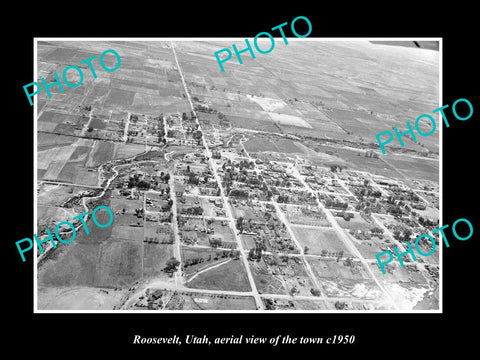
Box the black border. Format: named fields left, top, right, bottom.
left=5, top=6, right=478, bottom=356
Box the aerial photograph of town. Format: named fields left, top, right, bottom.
left=34, top=39, right=440, bottom=312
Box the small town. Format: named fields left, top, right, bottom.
left=36, top=40, right=440, bottom=311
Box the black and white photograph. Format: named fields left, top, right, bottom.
left=33, top=38, right=441, bottom=312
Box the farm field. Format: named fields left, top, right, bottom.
left=291, top=225, right=351, bottom=256
left=37, top=208, right=143, bottom=289
left=384, top=155, right=439, bottom=183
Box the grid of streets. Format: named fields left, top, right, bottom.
left=35, top=40, right=440, bottom=311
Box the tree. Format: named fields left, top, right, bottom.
left=137, top=180, right=150, bottom=190
left=188, top=174, right=199, bottom=185
left=193, top=130, right=202, bottom=140
left=334, top=300, right=346, bottom=310
left=87, top=126, right=93, bottom=132
left=236, top=216, right=244, bottom=232
left=164, top=257, right=180, bottom=273
left=210, top=238, right=222, bottom=248
left=304, top=246, right=309, bottom=254
left=255, top=248, right=262, bottom=261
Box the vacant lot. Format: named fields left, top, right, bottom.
left=198, top=197, right=224, bottom=217
left=38, top=286, right=127, bottom=310
left=283, top=204, right=330, bottom=227
left=335, top=215, right=374, bottom=232
left=110, top=197, right=143, bottom=213
left=240, top=234, right=256, bottom=250
left=179, top=292, right=257, bottom=310
left=143, top=243, right=173, bottom=279
left=181, top=247, right=236, bottom=277
left=186, top=259, right=251, bottom=292
left=307, top=257, right=383, bottom=299
left=386, top=155, right=439, bottom=183
left=111, top=225, right=144, bottom=242
left=134, top=289, right=257, bottom=310
left=368, top=262, right=432, bottom=310
left=249, top=255, right=316, bottom=296
left=348, top=234, right=385, bottom=260
left=95, top=239, right=142, bottom=287
left=291, top=225, right=351, bottom=256
left=38, top=241, right=99, bottom=287
left=115, top=143, right=147, bottom=160
left=244, top=136, right=279, bottom=153
left=249, top=259, right=287, bottom=295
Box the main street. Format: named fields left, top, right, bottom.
left=171, top=42, right=264, bottom=310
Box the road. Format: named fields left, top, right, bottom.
left=168, top=168, right=182, bottom=287
left=123, top=112, right=131, bottom=142
left=272, top=201, right=324, bottom=296
left=289, top=165, right=400, bottom=310
left=38, top=180, right=102, bottom=190
left=120, top=274, right=389, bottom=310
left=171, top=41, right=264, bottom=310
